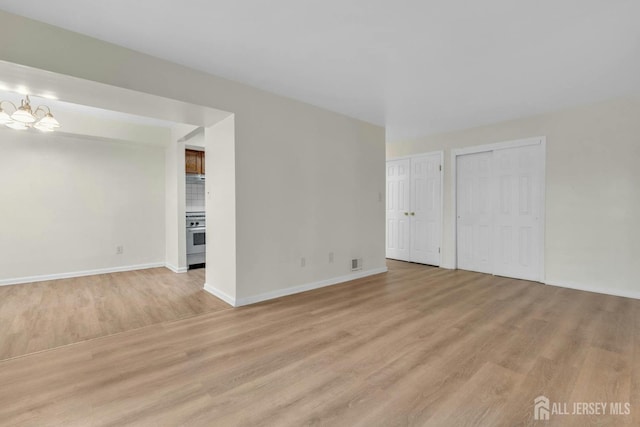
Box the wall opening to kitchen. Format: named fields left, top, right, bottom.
left=0, top=60, right=237, bottom=303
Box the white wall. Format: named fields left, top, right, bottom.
left=48, top=109, right=171, bottom=146
left=234, top=109, right=386, bottom=301
left=165, top=125, right=189, bottom=273
left=0, top=11, right=387, bottom=302
left=184, top=127, right=205, bottom=149
left=0, top=129, right=166, bottom=283
left=204, top=116, right=237, bottom=303
left=387, top=97, right=640, bottom=297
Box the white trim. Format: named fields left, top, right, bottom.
left=165, top=263, right=188, bottom=273
left=451, top=147, right=457, bottom=269
left=452, top=136, right=544, bottom=156
left=230, top=267, right=388, bottom=307
left=203, top=283, right=236, bottom=307
left=538, top=140, right=547, bottom=281
left=0, top=262, right=166, bottom=287
left=386, top=153, right=426, bottom=161
left=451, top=136, right=546, bottom=281
left=545, top=279, right=640, bottom=300
left=438, top=150, right=444, bottom=267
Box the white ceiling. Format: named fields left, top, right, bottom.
left=1, top=0, right=639, bottom=140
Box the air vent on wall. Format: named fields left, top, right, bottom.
left=351, top=258, right=363, bottom=271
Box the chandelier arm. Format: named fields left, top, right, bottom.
left=33, top=105, right=51, bottom=118
left=0, top=100, right=18, bottom=112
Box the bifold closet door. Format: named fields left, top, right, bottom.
left=493, top=145, right=543, bottom=281
left=456, top=152, right=493, bottom=274
left=386, top=159, right=411, bottom=261
left=456, top=145, right=544, bottom=281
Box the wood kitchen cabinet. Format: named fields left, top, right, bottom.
left=185, top=149, right=205, bottom=174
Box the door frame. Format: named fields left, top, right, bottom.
left=386, top=150, right=444, bottom=266
left=451, top=137, right=546, bottom=281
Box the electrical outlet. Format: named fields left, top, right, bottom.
left=329, top=252, right=334, bottom=263
left=300, top=257, right=306, bottom=267
left=116, top=245, right=124, bottom=255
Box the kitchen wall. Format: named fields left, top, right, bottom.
left=0, top=129, right=166, bottom=283
left=186, top=182, right=205, bottom=212
left=0, top=11, right=387, bottom=304
left=387, top=96, right=640, bottom=298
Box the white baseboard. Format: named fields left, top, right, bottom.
left=0, top=262, right=166, bottom=287
left=203, top=283, right=236, bottom=307
left=165, top=263, right=188, bottom=274
left=234, top=267, right=388, bottom=307
left=545, top=279, right=640, bottom=300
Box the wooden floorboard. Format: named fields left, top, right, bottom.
left=0, top=260, right=638, bottom=426
left=0, top=267, right=229, bottom=361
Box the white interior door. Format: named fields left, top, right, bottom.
left=493, top=145, right=543, bottom=281
left=410, top=154, right=442, bottom=265
left=456, top=152, right=493, bottom=274
left=386, top=159, right=411, bottom=261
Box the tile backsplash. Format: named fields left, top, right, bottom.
left=186, top=182, right=205, bottom=211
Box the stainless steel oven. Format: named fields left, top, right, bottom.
left=186, top=212, right=206, bottom=268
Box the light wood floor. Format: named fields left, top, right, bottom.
left=0, top=267, right=229, bottom=361
left=0, top=260, right=638, bottom=426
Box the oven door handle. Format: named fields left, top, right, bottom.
left=187, top=227, right=206, bottom=233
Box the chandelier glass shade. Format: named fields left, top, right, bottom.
left=0, top=95, right=61, bottom=132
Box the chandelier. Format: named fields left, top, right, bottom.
left=0, top=95, right=61, bottom=132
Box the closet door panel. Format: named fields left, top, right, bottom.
left=493, top=145, right=543, bottom=281
left=456, top=152, right=493, bottom=274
